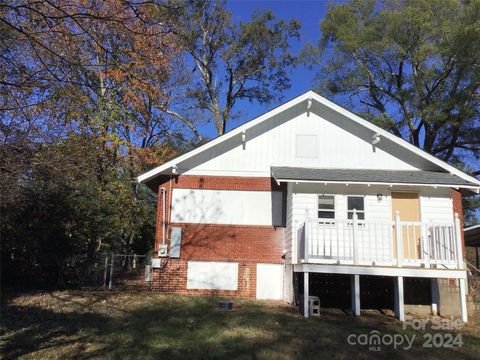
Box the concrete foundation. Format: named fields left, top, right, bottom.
left=434, top=278, right=462, bottom=318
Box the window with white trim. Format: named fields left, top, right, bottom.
left=318, top=195, right=335, bottom=219
left=347, top=196, right=365, bottom=220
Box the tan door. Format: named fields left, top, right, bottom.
left=391, top=192, right=421, bottom=260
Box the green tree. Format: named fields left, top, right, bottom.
left=161, top=0, right=301, bottom=138
left=0, top=134, right=159, bottom=288
left=309, top=0, right=479, bottom=167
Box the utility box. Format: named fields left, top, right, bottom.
left=158, top=244, right=168, bottom=257
left=170, top=227, right=182, bottom=258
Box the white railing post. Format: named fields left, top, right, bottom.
left=454, top=213, right=463, bottom=269
left=304, top=210, right=310, bottom=261
left=352, top=209, right=359, bottom=265
left=395, top=211, right=403, bottom=267
left=423, top=222, right=431, bottom=266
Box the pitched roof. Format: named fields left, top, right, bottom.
left=271, top=167, right=479, bottom=188
left=138, top=90, right=480, bottom=191
left=465, top=225, right=480, bottom=247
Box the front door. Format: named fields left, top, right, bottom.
left=391, top=192, right=421, bottom=261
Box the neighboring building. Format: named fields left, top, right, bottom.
left=138, top=90, right=480, bottom=322
left=465, top=225, right=480, bottom=270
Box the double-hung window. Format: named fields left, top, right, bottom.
left=318, top=195, right=335, bottom=219
left=347, top=196, right=365, bottom=220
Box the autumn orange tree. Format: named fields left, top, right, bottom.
left=1, top=0, right=181, bottom=287
left=1, top=1, right=302, bottom=288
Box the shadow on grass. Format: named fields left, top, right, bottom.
left=1, top=291, right=479, bottom=359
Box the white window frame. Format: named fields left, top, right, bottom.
left=317, top=194, right=335, bottom=220
left=346, top=195, right=366, bottom=221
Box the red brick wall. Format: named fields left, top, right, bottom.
left=451, top=188, right=465, bottom=255
left=171, top=175, right=283, bottom=191
left=152, top=175, right=286, bottom=298
left=154, top=175, right=285, bottom=253
left=151, top=259, right=260, bottom=298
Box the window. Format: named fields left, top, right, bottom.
left=347, top=196, right=365, bottom=220
left=318, top=195, right=335, bottom=219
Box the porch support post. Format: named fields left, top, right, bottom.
left=303, top=272, right=309, bottom=318
left=459, top=278, right=468, bottom=323
left=394, top=276, right=404, bottom=321
left=351, top=274, right=360, bottom=316
left=431, top=279, right=440, bottom=316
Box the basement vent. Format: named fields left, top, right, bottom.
left=295, top=134, right=317, bottom=158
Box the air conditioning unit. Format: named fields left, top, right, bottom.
left=158, top=244, right=168, bottom=257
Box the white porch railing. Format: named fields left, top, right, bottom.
left=297, top=210, right=464, bottom=269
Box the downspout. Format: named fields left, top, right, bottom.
left=161, top=166, right=177, bottom=246
left=168, top=165, right=178, bottom=240
left=167, top=172, right=175, bottom=240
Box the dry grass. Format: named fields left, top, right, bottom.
left=1, top=291, right=479, bottom=359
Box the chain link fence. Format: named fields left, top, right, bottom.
left=106, top=254, right=152, bottom=290
left=74, top=253, right=152, bottom=290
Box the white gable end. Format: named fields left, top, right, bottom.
left=138, top=90, right=479, bottom=189
left=181, top=106, right=429, bottom=177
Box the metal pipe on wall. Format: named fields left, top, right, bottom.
left=160, top=187, right=167, bottom=245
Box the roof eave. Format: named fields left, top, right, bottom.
left=273, top=178, right=479, bottom=192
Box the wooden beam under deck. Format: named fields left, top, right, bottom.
left=294, top=263, right=467, bottom=279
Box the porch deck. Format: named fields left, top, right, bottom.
left=296, top=210, right=464, bottom=270
left=295, top=210, right=468, bottom=322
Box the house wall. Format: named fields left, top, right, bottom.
left=420, top=188, right=455, bottom=222
left=177, top=107, right=439, bottom=177
left=288, top=183, right=456, bottom=264
left=151, top=175, right=286, bottom=298
left=143, top=93, right=472, bottom=313
left=151, top=174, right=464, bottom=300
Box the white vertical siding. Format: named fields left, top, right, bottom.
left=181, top=111, right=426, bottom=177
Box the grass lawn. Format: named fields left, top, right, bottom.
left=1, top=291, right=479, bottom=359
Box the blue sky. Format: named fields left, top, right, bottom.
left=195, top=0, right=330, bottom=137
left=183, top=1, right=480, bottom=223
